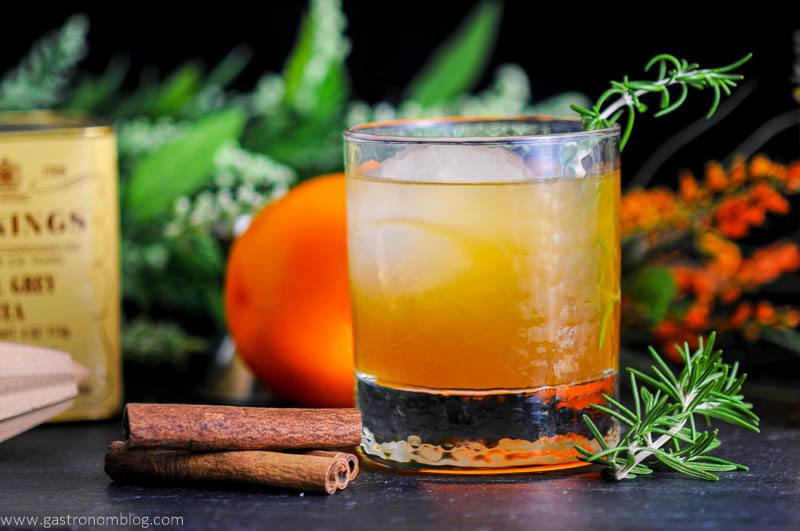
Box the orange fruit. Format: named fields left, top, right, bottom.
left=225, top=174, right=353, bottom=407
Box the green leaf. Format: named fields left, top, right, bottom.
left=623, top=267, right=677, bottom=324
left=111, top=63, right=203, bottom=119
left=108, top=81, right=159, bottom=120
left=314, top=62, right=350, bottom=120
left=172, top=230, right=225, bottom=276
left=282, top=12, right=314, bottom=100
left=581, top=334, right=759, bottom=481
left=127, top=109, right=245, bottom=223
left=243, top=117, right=342, bottom=177
left=282, top=0, right=350, bottom=116
left=761, top=327, right=800, bottom=355
left=0, top=14, right=89, bottom=110
left=62, top=57, right=128, bottom=113
left=206, top=46, right=252, bottom=88
left=652, top=448, right=719, bottom=481
left=173, top=231, right=226, bottom=326
left=147, top=63, right=203, bottom=116
left=405, top=1, right=502, bottom=107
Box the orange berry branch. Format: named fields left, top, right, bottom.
left=621, top=155, right=800, bottom=361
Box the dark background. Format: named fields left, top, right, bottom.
left=2, top=3, right=798, bottom=185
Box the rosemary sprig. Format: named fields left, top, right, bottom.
left=576, top=333, right=760, bottom=481
left=572, top=53, right=752, bottom=150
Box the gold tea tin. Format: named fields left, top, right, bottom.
left=0, top=112, right=121, bottom=420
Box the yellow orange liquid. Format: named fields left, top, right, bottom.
left=348, top=171, right=620, bottom=391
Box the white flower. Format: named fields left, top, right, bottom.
left=271, top=184, right=289, bottom=200
left=235, top=184, right=261, bottom=207
left=373, top=102, right=396, bottom=121
left=214, top=171, right=236, bottom=188
left=163, top=221, right=181, bottom=238
left=165, top=144, right=295, bottom=241
left=216, top=189, right=237, bottom=214
left=250, top=73, right=285, bottom=115
left=174, top=196, right=191, bottom=216
left=117, top=118, right=188, bottom=159
left=233, top=214, right=253, bottom=237
left=345, top=101, right=372, bottom=126
left=144, top=245, right=169, bottom=269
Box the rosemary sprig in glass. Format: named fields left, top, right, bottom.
left=576, top=333, right=760, bottom=481
left=572, top=53, right=752, bottom=150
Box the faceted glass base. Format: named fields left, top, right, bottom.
left=357, top=373, right=618, bottom=472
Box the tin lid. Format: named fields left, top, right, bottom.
left=0, top=111, right=112, bottom=138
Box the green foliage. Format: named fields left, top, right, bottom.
left=761, top=327, right=800, bottom=354
left=62, top=58, right=128, bottom=114
left=243, top=117, right=343, bottom=177
left=0, top=15, right=89, bottom=110
left=624, top=267, right=677, bottom=324
left=109, top=63, right=206, bottom=120
left=122, top=231, right=225, bottom=328
left=116, top=118, right=189, bottom=162
left=144, top=63, right=204, bottom=117
left=282, top=0, right=350, bottom=117
left=577, top=333, right=759, bottom=481
left=206, top=46, right=253, bottom=89
left=165, top=143, right=295, bottom=239
left=573, top=53, right=752, bottom=150
left=405, top=1, right=502, bottom=107
left=121, top=316, right=210, bottom=366
left=127, top=109, right=245, bottom=223
left=243, top=0, right=351, bottom=177
left=347, top=65, right=590, bottom=127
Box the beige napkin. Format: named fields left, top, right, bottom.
left=0, top=342, right=82, bottom=443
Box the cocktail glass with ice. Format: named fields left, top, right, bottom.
left=344, top=116, right=620, bottom=472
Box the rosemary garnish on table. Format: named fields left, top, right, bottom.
left=577, top=333, right=760, bottom=481
left=572, top=53, right=752, bottom=150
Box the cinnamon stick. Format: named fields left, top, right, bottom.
left=305, top=450, right=359, bottom=482
left=105, top=441, right=352, bottom=495
left=124, top=404, right=361, bottom=451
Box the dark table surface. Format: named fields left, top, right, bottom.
left=1, top=413, right=798, bottom=531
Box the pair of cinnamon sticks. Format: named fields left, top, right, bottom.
left=105, top=404, right=362, bottom=494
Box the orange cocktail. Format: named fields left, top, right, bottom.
left=345, top=117, right=620, bottom=471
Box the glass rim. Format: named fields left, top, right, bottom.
left=343, top=115, right=620, bottom=144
